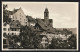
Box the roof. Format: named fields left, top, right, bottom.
left=13, top=9, right=19, bottom=14
left=35, top=19, right=55, bottom=33
left=9, top=8, right=20, bottom=15
left=41, top=19, right=53, bottom=23
left=9, top=11, right=13, bottom=15
left=44, top=8, right=49, bottom=12
left=10, top=20, right=21, bottom=28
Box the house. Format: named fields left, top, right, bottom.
left=3, top=37, right=9, bottom=49
left=9, top=20, right=21, bottom=36
left=41, top=36, right=48, bottom=48
left=3, top=21, right=21, bottom=36
left=3, top=21, right=21, bottom=49
left=3, top=22, right=10, bottom=37
left=9, top=7, right=28, bottom=26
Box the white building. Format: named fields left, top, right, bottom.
left=9, top=7, right=28, bottom=26
left=3, top=22, right=10, bottom=36
left=3, top=22, right=20, bottom=36
left=41, top=36, right=48, bottom=48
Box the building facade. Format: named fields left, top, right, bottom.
left=9, top=8, right=28, bottom=26
left=3, top=22, right=20, bottom=36
left=41, top=8, right=53, bottom=27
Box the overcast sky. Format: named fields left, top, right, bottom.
left=2, top=2, right=78, bottom=28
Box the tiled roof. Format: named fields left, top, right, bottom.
left=36, top=19, right=55, bottom=33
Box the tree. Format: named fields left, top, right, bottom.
left=68, top=34, right=76, bottom=49
left=3, top=4, right=11, bottom=23
left=19, top=26, right=42, bottom=49
left=3, top=4, right=7, bottom=10
left=49, top=33, right=76, bottom=49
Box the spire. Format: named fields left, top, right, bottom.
left=44, top=8, right=49, bottom=12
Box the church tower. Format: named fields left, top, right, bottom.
left=44, top=8, right=49, bottom=25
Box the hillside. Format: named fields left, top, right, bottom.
left=56, top=28, right=77, bottom=35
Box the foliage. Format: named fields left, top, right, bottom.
left=49, top=34, right=76, bottom=49
left=19, top=26, right=42, bottom=49
left=3, top=4, right=11, bottom=23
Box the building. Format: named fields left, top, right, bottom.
left=41, top=36, right=48, bottom=48
left=9, top=7, right=28, bottom=26
left=3, top=21, right=21, bottom=49
left=9, top=20, right=21, bottom=36
left=3, top=21, right=21, bottom=36
left=3, top=22, right=10, bottom=37
left=41, top=8, right=53, bottom=27
left=34, top=8, right=55, bottom=48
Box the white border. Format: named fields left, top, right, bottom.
left=2, top=1, right=79, bottom=51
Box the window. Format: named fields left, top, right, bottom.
left=12, top=33, right=14, bottom=35
left=8, top=33, right=9, bottom=35
left=45, top=40, right=47, bottom=42
left=3, top=33, right=6, bottom=37
left=17, top=24, right=18, bottom=27
left=3, top=28, right=6, bottom=31
left=45, top=44, right=48, bottom=46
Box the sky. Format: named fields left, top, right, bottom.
left=2, top=2, right=78, bottom=28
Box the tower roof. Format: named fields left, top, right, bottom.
left=44, top=8, right=49, bottom=12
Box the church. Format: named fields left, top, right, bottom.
left=34, top=8, right=56, bottom=48
left=35, top=8, right=55, bottom=33
left=42, top=8, right=53, bottom=27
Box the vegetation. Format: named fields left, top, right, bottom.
left=19, top=26, right=42, bottom=49
left=3, top=4, right=77, bottom=49
left=3, top=4, right=11, bottom=23
left=49, top=29, right=76, bottom=49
